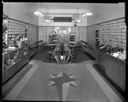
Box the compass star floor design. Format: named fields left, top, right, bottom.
left=48, top=71, right=78, bottom=101
left=3, top=48, right=112, bottom=102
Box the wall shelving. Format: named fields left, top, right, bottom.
left=2, top=16, right=38, bottom=83
left=86, top=17, right=126, bottom=61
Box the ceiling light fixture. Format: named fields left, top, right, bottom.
left=77, top=20, right=81, bottom=23
left=86, top=12, right=93, bottom=16
left=45, top=20, right=50, bottom=22
left=82, top=14, right=86, bottom=17
left=82, top=12, right=93, bottom=17
left=44, top=8, right=52, bottom=23
left=34, top=11, right=44, bottom=17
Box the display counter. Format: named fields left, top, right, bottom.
left=95, top=48, right=126, bottom=93
left=28, top=41, right=46, bottom=58
left=78, top=42, right=96, bottom=59
left=35, top=40, right=47, bottom=51
left=2, top=47, right=29, bottom=84
left=28, top=43, right=37, bottom=58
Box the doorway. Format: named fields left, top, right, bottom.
left=54, top=26, right=71, bottom=44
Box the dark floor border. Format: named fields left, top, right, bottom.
left=3, top=61, right=29, bottom=85
left=2, top=64, right=33, bottom=98
left=93, top=63, right=125, bottom=100
left=83, top=51, right=96, bottom=60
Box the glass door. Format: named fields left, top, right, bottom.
left=54, top=26, right=71, bottom=44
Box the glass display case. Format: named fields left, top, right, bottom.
left=2, top=15, right=29, bottom=83
left=69, top=32, right=76, bottom=47
left=49, top=33, right=58, bottom=44
left=3, top=14, right=8, bottom=50
left=86, top=17, right=126, bottom=62
left=98, top=44, right=126, bottom=61
left=98, top=18, right=126, bottom=61
left=86, top=17, right=126, bottom=97
left=3, top=32, right=29, bottom=70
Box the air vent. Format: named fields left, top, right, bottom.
left=53, top=17, right=72, bottom=22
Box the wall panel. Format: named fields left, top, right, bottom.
left=78, top=26, right=86, bottom=41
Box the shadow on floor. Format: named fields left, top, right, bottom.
left=2, top=64, right=32, bottom=98
left=32, top=47, right=95, bottom=64
left=32, top=47, right=55, bottom=63
left=93, top=63, right=125, bottom=97
left=73, top=48, right=95, bottom=63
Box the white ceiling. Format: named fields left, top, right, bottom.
left=38, top=3, right=91, bottom=9
left=28, top=3, right=91, bottom=9
left=26, top=3, right=93, bottom=15
left=31, top=3, right=94, bottom=21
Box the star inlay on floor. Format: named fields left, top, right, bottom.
left=48, top=71, right=78, bottom=101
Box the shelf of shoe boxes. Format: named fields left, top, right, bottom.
left=99, top=18, right=126, bottom=60
left=27, top=24, right=39, bottom=58
left=81, top=25, right=100, bottom=59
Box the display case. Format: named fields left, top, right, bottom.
left=91, top=17, right=126, bottom=97
left=79, top=41, right=96, bottom=59
left=48, top=33, right=58, bottom=45
left=2, top=16, right=29, bottom=83
left=2, top=14, right=8, bottom=82
left=3, top=14, right=8, bottom=50
left=35, top=40, right=47, bottom=51
left=28, top=42, right=37, bottom=58
left=69, top=32, right=76, bottom=47
left=86, top=17, right=126, bottom=62
left=95, top=48, right=126, bottom=96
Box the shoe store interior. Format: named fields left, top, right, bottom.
left=2, top=2, right=127, bottom=102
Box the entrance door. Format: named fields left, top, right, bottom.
left=71, top=27, right=78, bottom=42
left=54, top=27, right=71, bottom=44
left=58, top=29, right=68, bottom=43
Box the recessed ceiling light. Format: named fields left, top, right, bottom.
left=45, top=20, right=50, bottom=22
left=77, top=20, right=81, bottom=23
left=82, top=12, right=93, bottom=17
left=86, top=12, right=93, bottom=16
left=34, top=11, right=44, bottom=17
left=82, top=14, right=86, bottom=17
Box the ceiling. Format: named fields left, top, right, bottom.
left=24, top=3, right=124, bottom=23
left=28, top=3, right=91, bottom=9
left=30, top=3, right=95, bottom=22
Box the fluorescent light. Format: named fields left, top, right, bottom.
left=34, top=11, right=44, bottom=17
left=82, top=12, right=93, bottom=17
left=45, top=20, right=50, bottom=22
left=82, top=14, right=86, bottom=17
left=77, top=20, right=81, bottom=23
left=86, top=12, right=93, bottom=16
